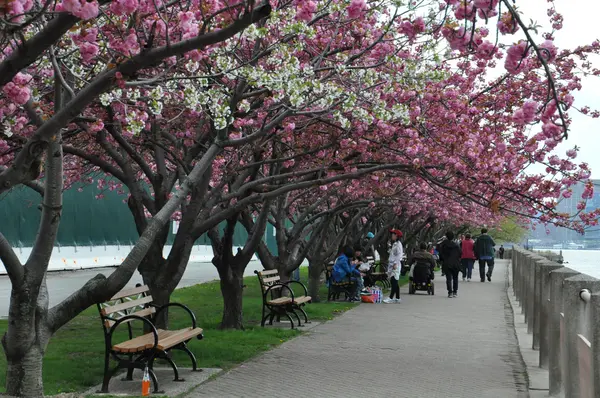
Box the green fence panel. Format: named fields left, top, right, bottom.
left=0, top=181, right=278, bottom=254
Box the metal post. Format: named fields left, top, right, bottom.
left=549, top=267, right=579, bottom=396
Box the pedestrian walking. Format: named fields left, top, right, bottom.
left=499, top=245, right=505, bottom=259
left=460, top=233, right=476, bottom=282
left=439, top=231, right=462, bottom=298
left=475, top=228, right=496, bottom=282
left=384, top=229, right=403, bottom=303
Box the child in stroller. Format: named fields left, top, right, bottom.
left=408, top=242, right=436, bottom=295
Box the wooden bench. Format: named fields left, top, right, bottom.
left=255, top=269, right=311, bottom=329
left=97, top=285, right=204, bottom=394
left=325, top=263, right=357, bottom=301
left=368, top=261, right=390, bottom=289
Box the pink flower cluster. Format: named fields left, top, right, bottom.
left=179, top=11, right=200, bottom=39
left=454, top=1, right=475, bottom=22
left=497, top=12, right=518, bottom=35
left=295, top=0, right=317, bottom=22
left=398, top=17, right=425, bottom=41
left=110, top=0, right=139, bottom=16
left=1, top=0, right=34, bottom=18
left=441, top=26, right=471, bottom=52
left=110, top=30, right=140, bottom=56
left=476, top=40, right=496, bottom=60
left=512, top=101, right=538, bottom=125
left=504, top=41, right=529, bottom=74
left=473, top=0, right=498, bottom=11
left=539, top=39, right=558, bottom=62
left=58, top=0, right=99, bottom=20
left=347, top=0, right=367, bottom=19
left=3, top=73, right=32, bottom=105
left=72, top=27, right=99, bottom=63
left=566, top=148, right=578, bottom=159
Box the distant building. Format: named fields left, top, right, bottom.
left=527, top=179, right=600, bottom=244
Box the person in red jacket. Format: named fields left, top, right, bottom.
left=460, top=233, right=477, bottom=281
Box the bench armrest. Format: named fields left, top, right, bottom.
left=153, top=303, right=197, bottom=329
left=108, top=315, right=159, bottom=351
left=283, top=280, right=308, bottom=297
left=265, top=283, right=294, bottom=300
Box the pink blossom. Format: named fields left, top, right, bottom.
left=476, top=40, right=496, bottom=60
left=454, top=1, right=475, bottom=21
left=60, top=0, right=99, bottom=20
left=497, top=12, right=518, bottom=35
left=3, top=73, right=31, bottom=105
left=110, top=0, right=139, bottom=15
left=539, top=39, right=558, bottom=62
left=566, top=148, right=578, bottom=159
left=347, top=0, right=367, bottom=19
left=473, top=0, right=498, bottom=10
left=79, top=42, right=99, bottom=63
left=295, top=0, right=316, bottom=21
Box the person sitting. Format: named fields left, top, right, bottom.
left=354, top=246, right=373, bottom=288
left=408, top=242, right=436, bottom=281
left=332, top=245, right=362, bottom=300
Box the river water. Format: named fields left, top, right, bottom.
left=544, top=249, right=600, bottom=279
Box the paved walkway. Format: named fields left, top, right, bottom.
left=189, top=260, right=529, bottom=397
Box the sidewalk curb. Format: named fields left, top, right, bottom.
left=506, top=261, right=552, bottom=398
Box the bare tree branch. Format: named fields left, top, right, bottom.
left=0, top=232, right=23, bottom=286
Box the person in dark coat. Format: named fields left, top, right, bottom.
left=474, top=228, right=496, bottom=282
left=439, top=231, right=462, bottom=298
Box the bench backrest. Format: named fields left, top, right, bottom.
left=255, top=269, right=284, bottom=293
left=97, top=285, right=155, bottom=331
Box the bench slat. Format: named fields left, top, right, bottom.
left=104, top=307, right=156, bottom=328
left=102, top=296, right=153, bottom=316
left=293, top=296, right=311, bottom=304
left=261, top=276, right=280, bottom=284
left=112, top=329, right=174, bottom=353
left=259, top=269, right=279, bottom=276
left=110, top=285, right=150, bottom=301
left=267, top=297, right=292, bottom=305
left=157, top=327, right=203, bottom=351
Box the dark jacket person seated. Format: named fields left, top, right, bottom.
left=409, top=242, right=436, bottom=281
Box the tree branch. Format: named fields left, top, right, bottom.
left=0, top=232, right=23, bottom=286
left=47, top=143, right=223, bottom=332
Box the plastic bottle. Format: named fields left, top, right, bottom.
left=141, top=365, right=150, bottom=396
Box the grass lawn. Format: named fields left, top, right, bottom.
left=0, top=267, right=358, bottom=396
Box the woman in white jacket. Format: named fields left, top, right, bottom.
left=384, top=229, right=404, bottom=303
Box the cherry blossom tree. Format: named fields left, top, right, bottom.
left=0, top=0, right=599, bottom=393
left=0, top=0, right=272, bottom=395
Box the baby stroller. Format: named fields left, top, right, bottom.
left=408, top=261, right=435, bottom=295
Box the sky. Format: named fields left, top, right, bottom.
left=503, top=0, right=600, bottom=177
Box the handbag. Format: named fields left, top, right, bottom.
left=361, top=294, right=376, bottom=303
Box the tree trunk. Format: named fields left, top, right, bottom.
left=308, top=261, right=324, bottom=303
left=147, top=281, right=171, bottom=329
left=3, top=286, right=51, bottom=398
left=219, top=269, right=244, bottom=330
left=146, top=239, right=195, bottom=330
left=5, top=340, right=48, bottom=397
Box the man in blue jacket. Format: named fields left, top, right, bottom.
left=332, top=246, right=362, bottom=300
left=474, top=228, right=496, bottom=282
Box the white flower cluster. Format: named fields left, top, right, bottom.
left=125, top=111, right=144, bottom=135
left=99, top=88, right=123, bottom=106
left=148, top=86, right=164, bottom=115
left=242, top=24, right=268, bottom=41
left=2, top=118, right=15, bottom=137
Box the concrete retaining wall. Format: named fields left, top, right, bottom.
left=512, top=246, right=600, bottom=397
